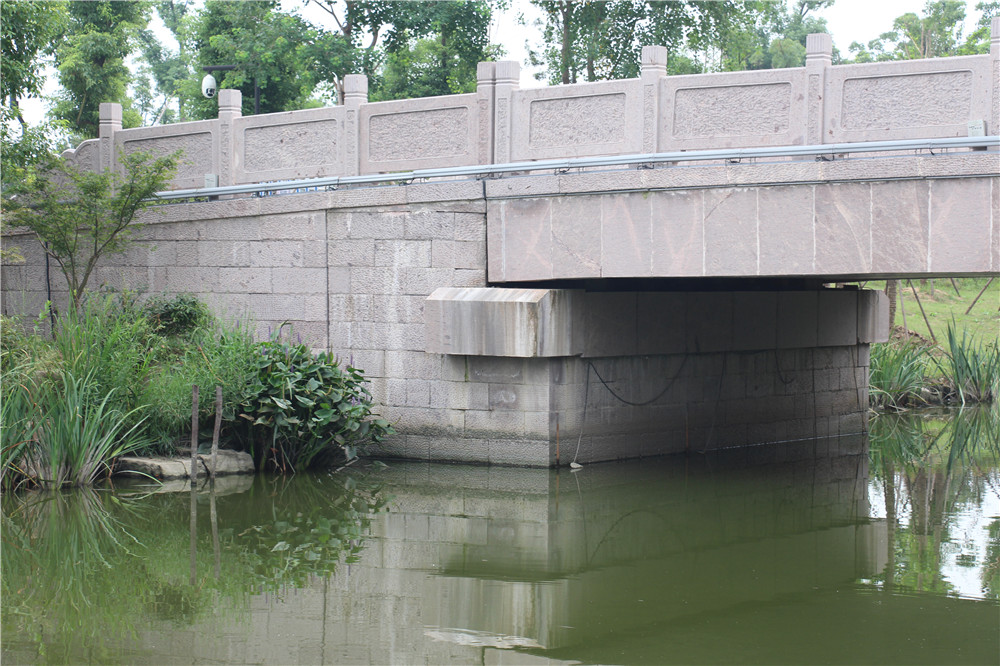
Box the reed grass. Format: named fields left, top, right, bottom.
left=869, top=341, right=930, bottom=409
left=932, top=323, right=1000, bottom=405
left=19, top=371, right=151, bottom=488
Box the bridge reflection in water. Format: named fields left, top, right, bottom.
left=3, top=417, right=998, bottom=665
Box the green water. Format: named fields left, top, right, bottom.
left=2, top=409, right=998, bottom=665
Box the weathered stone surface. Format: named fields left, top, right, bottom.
left=116, top=450, right=254, bottom=480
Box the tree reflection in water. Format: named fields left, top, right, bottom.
left=869, top=406, right=1000, bottom=599
left=0, top=471, right=388, bottom=663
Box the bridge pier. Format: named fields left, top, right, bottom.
left=423, top=286, right=887, bottom=466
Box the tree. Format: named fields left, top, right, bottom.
left=3, top=151, right=179, bottom=309
left=848, top=0, right=970, bottom=62
left=1, top=1, right=67, bottom=179
left=183, top=1, right=324, bottom=119
left=51, top=1, right=151, bottom=138
left=307, top=0, right=500, bottom=103
left=133, top=1, right=195, bottom=125
left=526, top=0, right=787, bottom=84
left=371, top=1, right=500, bottom=101
left=959, top=1, right=999, bottom=54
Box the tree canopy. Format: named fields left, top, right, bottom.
left=849, top=0, right=996, bottom=62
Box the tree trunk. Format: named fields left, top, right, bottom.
left=886, top=280, right=898, bottom=331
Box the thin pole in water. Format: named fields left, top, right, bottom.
left=191, top=385, right=199, bottom=482
left=211, top=386, right=222, bottom=478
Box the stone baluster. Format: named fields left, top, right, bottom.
left=98, top=102, right=122, bottom=174
left=640, top=45, right=667, bottom=154
left=216, top=89, right=241, bottom=187
left=805, top=33, right=832, bottom=146
left=343, top=74, right=367, bottom=176
left=477, top=62, right=496, bottom=165
left=493, top=61, right=520, bottom=164
left=991, top=17, right=999, bottom=136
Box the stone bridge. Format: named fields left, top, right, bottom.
left=3, top=26, right=998, bottom=466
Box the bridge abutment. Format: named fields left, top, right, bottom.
left=423, top=287, right=887, bottom=466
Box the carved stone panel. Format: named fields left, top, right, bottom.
left=368, top=107, right=470, bottom=162
left=122, top=132, right=213, bottom=188
left=244, top=119, right=338, bottom=173
left=672, top=83, right=791, bottom=138
left=527, top=93, right=627, bottom=149
left=840, top=71, right=973, bottom=130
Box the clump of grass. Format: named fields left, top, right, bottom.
left=7, top=372, right=150, bottom=489
left=870, top=341, right=930, bottom=410
left=932, top=323, right=1000, bottom=405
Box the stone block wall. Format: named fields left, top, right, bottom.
left=2, top=175, right=891, bottom=467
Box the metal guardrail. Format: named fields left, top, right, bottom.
left=153, top=136, right=1000, bottom=201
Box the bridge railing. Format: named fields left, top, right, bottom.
left=61, top=19, right=1000, bottom=192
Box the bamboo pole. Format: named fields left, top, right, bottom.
left=908, top=279, right=936, bottom=343
left=211, top=386, right=222, bottom=478
left=190, top=385, right=199, bottom=482
left=949, top=278, right=961, bottom=297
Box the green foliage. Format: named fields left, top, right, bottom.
left=52, top=1, right=151, bottom=138
left=2, top=295, right=393, bottom=481
left=8, top=371, right=150, bottom=489
left=848, top=0, right=983, bottom=62
left=141, top=322, right=260, bottom=453
left=143, top=292, right=212, bottom=335
left=237, top=332, right=393, bottom=472
left=933, top=323, right=1000, bottom=405
left=3, top=150, right=179, bottom=308
left=184, top=1, right=322, bottom=118
left=870, top=341, right=930, bottom=409
left=526, top=0, right=792, bottom=83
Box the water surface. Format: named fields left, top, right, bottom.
left=2, top=409, right=998, bottom=664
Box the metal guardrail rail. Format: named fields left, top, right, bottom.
left=153, top=136, right=1000, bottom=201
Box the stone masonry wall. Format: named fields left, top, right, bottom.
left=1, top=177, right=888, bottom=467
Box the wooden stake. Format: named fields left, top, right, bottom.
left=965, top=277, right=994, bottom=315
left=907, top=279, right=936, bottom=343
left=211, top=386, right=222, bottom=478
left=949, top=278, right=961, bottom=297
left=190, top=385, right=199, bottom=482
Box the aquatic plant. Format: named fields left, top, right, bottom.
left=234, top=332, right=393, bottom=472
left=18, top=371, right=150, bottom=488
left=869, top=341, right=930, bottom=409
left=933, top=323, right=1000, bottom=405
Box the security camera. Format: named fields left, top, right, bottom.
left=202, top=74, right=217, bottom=99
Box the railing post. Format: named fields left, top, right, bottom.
left=991, top=17, right=999, bottom=136
left=493, top=61, right=520, bottom=164
left=343, top=74, right=367, bottom=176
left=217, top=89, right=241, bottom=187
left=806, top=33, right=833, bottom=145
left=98, top=102, right=121, bottom=173
left=477, top=62, right=496, bottom=165
left=640, top=46, right=667, bottom=154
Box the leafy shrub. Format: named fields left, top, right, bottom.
left=143, top=293, right=212, bottom=336
left=235, top=337, right=392, bottom=472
